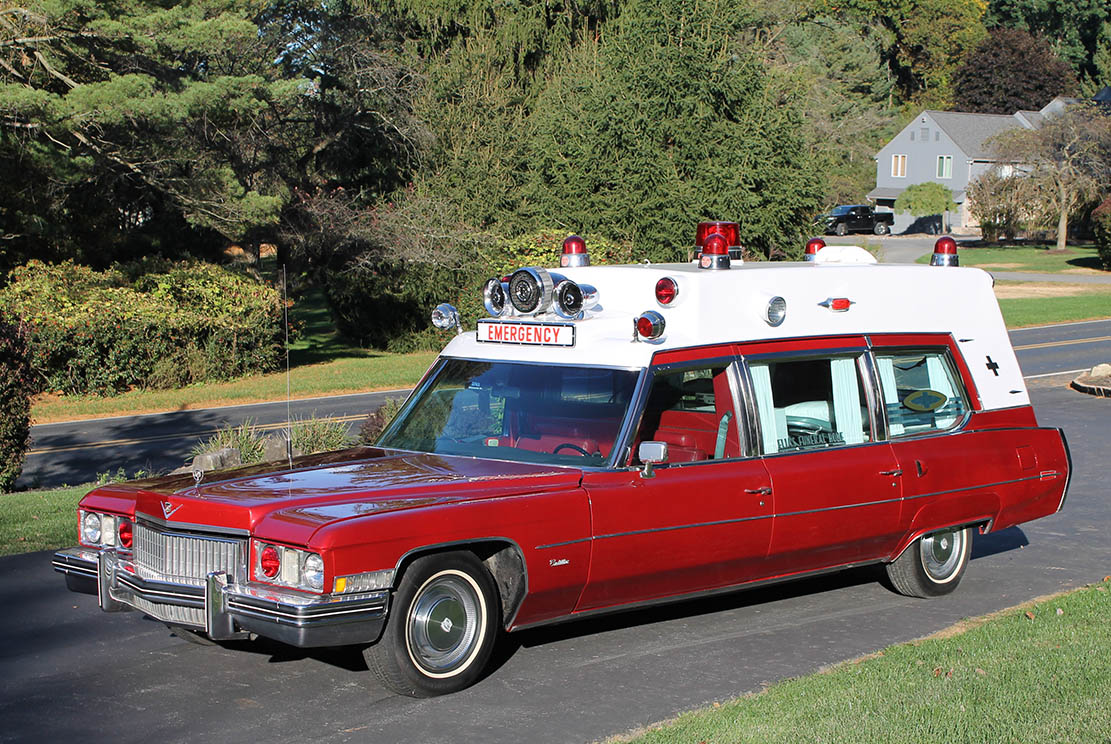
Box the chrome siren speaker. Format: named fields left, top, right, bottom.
left=508, top=267, right=554, bottom=315
left=482, top=277, right=510, bottom=316
left=553, top=280, right=583, bottom=319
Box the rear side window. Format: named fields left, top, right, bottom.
left=748, top=356, right=872, bottom=454
left=874, top=350, right=968, bottom=437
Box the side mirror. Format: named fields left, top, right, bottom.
left=637, top=441, right=668, bottom=479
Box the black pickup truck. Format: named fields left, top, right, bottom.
left=820, top=205, right=895, bottom=236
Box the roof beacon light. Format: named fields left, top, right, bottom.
left=509, top=267, right=555, bottom=315
left=695, top=221, right=740, bottom=249
left=699, top=232, right=731, bottom=270
left=655, top=277, right=679, bottom=305
left=483, top=277, right=511, bottom=317
left=635, top=310, right=666, bottom=340
left=805, top=237, right=826, bottom=262
left=930, top=236, right=959, bottom=267
left=560, top=235, right=590, bottom=268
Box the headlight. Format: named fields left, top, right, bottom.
left=81, top=511, right=102, bottom=545
left=252, top=539, right=325, bottom=593
left=302, top=554, right=324, bottom=591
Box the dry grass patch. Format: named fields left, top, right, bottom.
left=992, top=282, right=1093, bottom=299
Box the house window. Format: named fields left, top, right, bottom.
left=935, top=131, right=940, bottom=142
left=936, top=155, right=952, bottom=179
left=891, top=154, right=907, bottom=178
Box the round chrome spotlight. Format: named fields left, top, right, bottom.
left=431, top=303, right=460, bottom=331
left=483, top=278, right=510, bottom=317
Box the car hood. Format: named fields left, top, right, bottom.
left=80, top=446, right=583, bottom=542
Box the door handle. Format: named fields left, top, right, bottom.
left=879, top=469, right=903, bottom=477
left=745, top=486, right=772, bottom=495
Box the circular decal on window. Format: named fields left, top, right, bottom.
left=903, top=389, right=948, bottom=412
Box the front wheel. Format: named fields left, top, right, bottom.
left=885, top=526, right=972, bottom=598
left=835, top=222, right=848, bottom=236
left=364, top=551, right=500, bottom=697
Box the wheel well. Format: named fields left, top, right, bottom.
left=394, top=541, right=528, bottom=629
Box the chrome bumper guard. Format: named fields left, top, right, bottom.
left=53, top=547, right=389, bottom=648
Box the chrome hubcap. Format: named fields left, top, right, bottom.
left=921, top=529, right=964, bottom=581
left=407, top=572, right=481, bottom=674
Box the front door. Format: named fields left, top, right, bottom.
left=575, top=359, right=774, bottom=611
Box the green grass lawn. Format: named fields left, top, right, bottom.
left=995, top=281, right=1111, bottom=328
left=620, top=582, right=1111, bottom=744
left=916, top=243, right=1105, bottom=273
left=0, top=484, right=86, bottom=556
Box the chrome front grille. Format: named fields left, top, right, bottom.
left=134, top=522, right=245, bottom=587
left=131, top=595, right=206, bottom=628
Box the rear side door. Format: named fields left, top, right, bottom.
left=575, top=352, right=774, bottom=611
left=870, top=335, right=1002, bottom=539
left=739, top=337, right=904, bottom=576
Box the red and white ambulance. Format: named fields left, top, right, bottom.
left=54, top=226, right=1070, bottom=697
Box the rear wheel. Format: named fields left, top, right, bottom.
left=365, top=551, right=500, bottom=697
left=886, top=526, right=972, bottom=598
left=874, top=222, right=889, bottom=235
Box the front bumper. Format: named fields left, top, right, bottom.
left=53, top=547, right=389, bottom=648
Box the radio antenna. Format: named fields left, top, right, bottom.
left=282, top=264, right=293, bottom=470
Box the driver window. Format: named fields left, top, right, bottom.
left=633, top=365, right=741, bottom=463
left=748, top=356, right=872, bottom=454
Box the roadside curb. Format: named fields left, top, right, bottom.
left=1071, top=374, right=1111, bottom=398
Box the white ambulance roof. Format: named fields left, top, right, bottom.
left=439, top=259, right=1027, bottom=410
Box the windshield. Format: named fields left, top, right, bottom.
left=829, top=205, right=853, bottom=216
left=378, top=359, right=640, bottom=467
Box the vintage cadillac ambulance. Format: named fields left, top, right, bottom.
left=53, top=226, right=1070, bottom=697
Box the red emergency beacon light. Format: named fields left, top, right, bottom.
left=694, top=221, right=739, bottom=270
left=930, top=236, right=959, bottom=267
left=560, top=235, right=590, bottom=268
left=805, top=237, right=826, bottom=262
left=695, top=221, right=740, bottom=249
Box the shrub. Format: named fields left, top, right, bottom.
left=1093, top=197, right=1111, bottom=271
left=192, top=417, right=353, bottom=464
left=0, top=259, right=286, bottom=396
left=290, top=415, right=352, bottom=454
left=895, top=183, right=957, bottom=218
left=0, top=311, right=34, bottom=492
left=968, top=173, right=1028, bottom=242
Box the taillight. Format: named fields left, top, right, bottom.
left=260, top=545, right=281, bottom=578
left=655, top=277, right=678, bottom=305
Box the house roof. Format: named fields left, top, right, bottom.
left=925, top=111, right=1023, bottom=160
left=1014, top=110, right=1044, bottom=128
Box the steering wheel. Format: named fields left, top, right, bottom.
left=785, top=416, right=831, bottom=435
left=553, top=443, right=591, bottom=457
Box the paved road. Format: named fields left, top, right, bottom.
left=18, top=389, right=409, bottom=489
left=1, top=382, right=1106, bottom=744
left=20, top=318, right=1110, bottom=489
